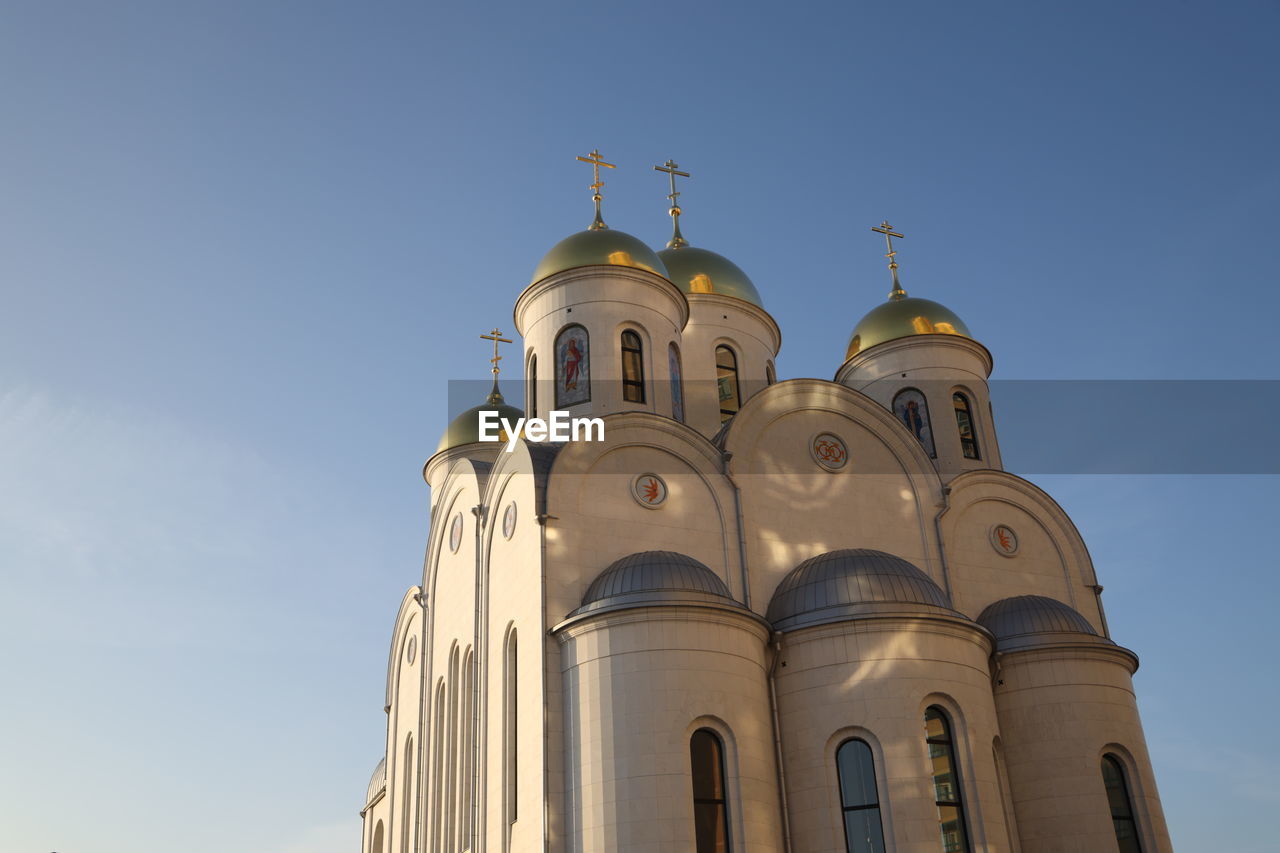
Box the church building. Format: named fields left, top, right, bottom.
left=357, top=152, right=1173, bottom=853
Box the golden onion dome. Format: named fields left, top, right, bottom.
left=657, top=245, right=764, bottom=308
left=845, top=294, right=972, bottom=360
left=436, top=385, right=525, bottom=453
left=530, top=228, right=669, bottom=286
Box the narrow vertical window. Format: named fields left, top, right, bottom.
left=459, top=650, right=474, bottom=852
left=527, top=354, right=537, bottom=420
left=504, top=629, right=519, bottom=829
left=1102, top=755, right=1143, bottom=853
left=430, top=681, right=446, bottom=853
left=766, top=361, right=776, bottom=386
left=925, top=707, right=971, bottom=853
left=669, top=343, right=685, bottom=422
left=621, top=330, right=645, bottom=403
left=715, top=346, right=741, bottom=423
left=555, top=325, right=590, bottom=407
left=690, top=729, right=731, bottom=853
left=372, top=820, right=385, bottom=853
left=836, top=739, right=886, bottom=853
left=401, top=735, right=414, bottom=853
left=895, top=388, right=937, bottom=458
left=952, top=393, right=980, bottom=460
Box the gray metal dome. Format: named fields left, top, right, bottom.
left=574, top=551, right=738, bottom=616
left=767, top=549, right=955, bottom=631
left=978, top=595, right=1107, bottom=652
left=366, top=756, right=386, bottom=805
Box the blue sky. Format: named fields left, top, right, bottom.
left=1, top=1, right=1276, bottom=851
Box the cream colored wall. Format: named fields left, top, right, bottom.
left=513, top=266, right=688, bottom=422
left=481, top=445, right=550, bottom=853
left=555, top=607, right=781, bottom=852
left=681, top=293, right=782, bottom=437
left=941, top=472, right=1105, bottom=629
left=992, top=647, right=1172, bottom=853
left=773, top=618, right=1012, bottom=853
left=721, top=380, right=947, bottom=613
left=837, top=335, right=1002, bottom=477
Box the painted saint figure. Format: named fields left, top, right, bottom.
left=893, top=388, right=936, bottom=458
left=555, top=325, right=590, bottom=407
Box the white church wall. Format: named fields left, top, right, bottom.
left=681, top=293, right=781, bottom=437
left=993, top=646, right=1173, bottom=853
left=773, top=618, right=1011, bottom=853
left=554, top=606, right=781, bottom=852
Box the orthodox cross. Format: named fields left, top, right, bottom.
left=480, top=328, right=512, bottom=379
left=654, top=159, right=691, bottom=248
left=871, top=220, right=907, bottom=298
left=576, top=149, right=616, bottom=230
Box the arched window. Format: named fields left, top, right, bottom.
left=895, top=388, right=937, bottom=457
left=715, top=346, right=741, bottom=423
left=458, top=650, right=475, bottom=851
left=555, top=325, right=590, bottom=407
left=669, top=343, right=685, bottom=422
left=527, top=354, right=537, bottom=420
left=836, top=739, right=886, bottom=853
left=924, top=707, right=971, bottom=853
left=766, top=361, right=776, bottom=386
left=504, top=629, right=519, bottom=829
left=430, top=680, right=446, bottom=853
left=400, top=734, right=414, bottom=853
left=690, top=729, right=731, bottom=853
left=1102, top=755, right=1143, bottom=853
left=372, top=820, right=385, bottom=853
left=621, top=330, right=645, bottom=403
left=952, top=393, right=980, bottom=460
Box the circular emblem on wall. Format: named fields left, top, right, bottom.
left=811, top=433, right=849, bottom=471
left=449, top=513, right=464, bottom=553
left=502, top=502, right=517, bottom=539
left=631, top=473, right=667, bottom=508
left=990, top=524, right=1019, bottom=557
left=406, top=635, right=417, bottom=665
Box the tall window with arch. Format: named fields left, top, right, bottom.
left=400, top=734, right=414, bottom=853
left=766, top=361, right=776, bottom=386
left=527, top=353, right=537, bottom=420
left=894, top=388, right=936, bottom=457
left=504, top=629, right=519, bottom=832
left=952, top=392, right=980, bottom=460
left=669, top=343, right=685, bottom=422
left=430, top=680, right=446, bottom=853
left=621, top=329, right=646, bottom=403
left=924, top=707, right=971, bottom=853
left=372, top=820, right=385, bottom=853
left=1101, top=755, right=1143, bottom=853
left=555, top=325, right=590, bottom=407
left=715, top=345, right=741, bottom=423
left=690, top=729, right=731, bottom=853
left=836, top=738, right=887, bottom=853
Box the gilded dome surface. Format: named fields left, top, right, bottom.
left=767, top=548, right=956, bottom=631
left=530, top=228, right=669, bottom=286
left=657, top=245, right=764, bottom=308
left=436, top=388, right=524, bottom=453
left=845, top=295, right=972, bottom=360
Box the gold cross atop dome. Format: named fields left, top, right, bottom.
left=576, top=149, right=616, bottom=231
left=654, top=159, right=691, bottom=249
left=480, top=328, right=513, bottom=404
left=871, top=220, right=908, bottom=299
left=480, top=328, right=512, bottom=378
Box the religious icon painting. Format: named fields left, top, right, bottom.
left=449, top=513, right=464, bottom=553
left=811, top=433, right=849, bottom=472
left=502, top=502, right=517, bottom=540
left=990, top=524, right=1019, bottom=557
left=893, top=388, right=936, bottom=458
left=631, top=473, right=667, bottom=508
left=555, top=324, right=590, bottom=408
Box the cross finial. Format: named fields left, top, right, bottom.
left=871, top=220, right=908, bottom=299
left=480, top=327, right=513, bottom=403
left=576, top=149, right=616, bottom=230
left=654, top=159, right=691, bottom=248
